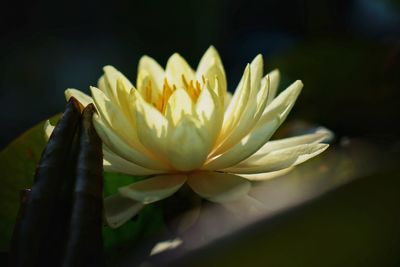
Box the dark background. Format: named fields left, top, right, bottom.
left=1, top=0, right=400, bottom=149
left=1, top=1, right=400, bottom=266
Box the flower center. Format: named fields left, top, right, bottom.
left=144, top=75, right=204, bottom=114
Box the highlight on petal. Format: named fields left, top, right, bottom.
left=187, top=171, right=251, bottom=203
left=119, top=174, right=187, bottom=204
left=104, top=193, right=144, bottom=228
left=165, top=53, right=195, bottom=87
left=64, top=88, right=93, bottom=107
left=224, top=143, right=329, bottom=174
left=166, top=116, right=209, bottom=171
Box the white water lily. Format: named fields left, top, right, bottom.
left=45, top=46, right=329, bottom=226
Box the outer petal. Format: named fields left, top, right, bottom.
left=187, top=171, right=251, bottom=203
left=258, top=80, right=303, bottom=125
left=93, top=115, right=167, bottom=170
left=65, top=88, right=93, bottom=107
left=119, top=174, right=187, bottom=204
left=266, top=69, right=280, bottom=105
left=166, top=116, right=209, bottom=171
left=165, top=53, right=195, bottom=87
left=224, top=143, right=329, bottom=174
left=239, top=167, right=294, bottom=181
left=196, top=46, right=227, bottom=98
left=214, top=73, right=270, bottom=154
left=137, top=55, right=165, bottom=92
left=104, top=194, right=144, bottom=228
left=218, top=65, right=251, bottom=140
left=251, top=128, right=332, bottom=159
left=98, top=66, right=134, bottom=104
left=203, top=118, right=280, bottom=170
left=103, top=145, right=163, bottom=175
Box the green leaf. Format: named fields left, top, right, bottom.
left=0, top=114, right=61, bottom=251
left=0, top=115, right=165, bottom=252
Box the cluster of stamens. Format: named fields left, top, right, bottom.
left=143, top=75, right=204, bottom=113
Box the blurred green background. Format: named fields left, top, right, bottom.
left=1, top=0, right=400, bottom=266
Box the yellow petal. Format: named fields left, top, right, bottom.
left=251, top=129, right=332, bottom=158
left=203, top=118, right=280, bottom=170
left=213, top=74, right=270, bottom=155
left=166, top=116, right=209, bottom=171
left=134, top=95, right=170, bottom=160
left=165, top=53, right=195, bottom=87
left=64, top=88, right=93, bottom=107
left=224, top=144, right=329, bottom=174
left=164, top=88, right=194, bottom=126
left=195, top=82, right=224, bottom=148
left=119, top=174, right=187, bottom=204
left=93, top=115, right=167, bottom=170
left=137, top=55, right=165, bottom=92
left=259, top=80, right=303, bottom=124
left=99, top=65, right=133, bottom=104
left=187, top=171, right=250, bottom=203
left=249, top=54, right=263, bottom=92
left=219, top=65, right=251, bottom=140
left=90, top=86, right=143, bottom=151
left=103, top=145, right=163, bottom=175
left=266, top=69, right=280, bottom=105
left=196, top=46, right=227, bottom=97
left=224, top=91, right=233, bottom=111
left=104, top=193, right=144, bottom=228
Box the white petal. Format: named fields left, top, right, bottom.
left=103, top=145, right=163, bottom=175
left=104, top=193, right=144, bottom=229
left=224, top=144, right=329, bottom=174
left=249, top=54, right=263, bottom=92
left=187, top=171, right=251, bottom=203
left=165, top=53, right=195, bottom=87
left=119, top=174, right=187, bottom=204
left=64, top=88, right=93, bottom=107
left=166, top=116, right=209, bottom=171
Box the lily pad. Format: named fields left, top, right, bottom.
left=0, top=115, right=164, bottom=252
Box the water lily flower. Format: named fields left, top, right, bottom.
left=45, top=46, right=329, bottom=224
